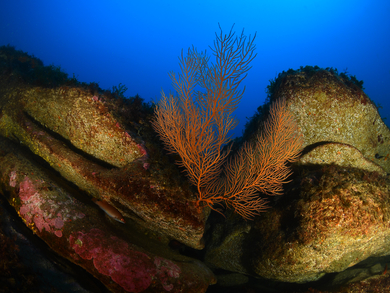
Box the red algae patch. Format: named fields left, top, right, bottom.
left=69, top=228, right=182, bottom=292
left=154, top=257, right=181, bottom=291
left=16, top=174, right=84, bottom=237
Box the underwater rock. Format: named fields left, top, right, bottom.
left=273, top=69, right=390, bottom=173
left=204, top=215, right=251, bottom=275
left=204, top=68, right=390, bottom=284
left=0, top=136, right=216, bottom=292
left=21, top=87, right=147, bottom=168
left=205, top=164, right=390, bottom=283
left=0, top=196, right=106, bottom=293
left=299, top=142, right=386, bottom=176
left=0, top=85, right=206, bottom=249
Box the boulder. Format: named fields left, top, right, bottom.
left=205, top=68, right=390, bottom=283
left=206, top=164, right=390, bottom=283
left=0, top=46, right=215, bottom=292
left=280, top=69, right=390, bottom=174
left=0, top=85, right=206, bottom=250
left=0, top=136, right=216, bottom=292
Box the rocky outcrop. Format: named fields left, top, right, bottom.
left=0, top=85, right=206, bottom=250
left=281, top=69, right=389, bottom=174
left=3, top=45, right=390, bottom=290
left=0, top=136, right=216, bottom=292
left=252, top=165, right=390, bottom=283
left=0, top=46, right=216, bottom=292
left=205, top=68, right=390, bottom=284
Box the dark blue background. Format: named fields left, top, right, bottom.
left=1, top=0, right=389, bottom=137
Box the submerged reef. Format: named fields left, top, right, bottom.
left=0, top=45, right=207, bottom=251
left=205, top=66, right=390, bottom=287
left=1, top=44, right=390, bottom=293
left=0, top=45, right=215, bottom=292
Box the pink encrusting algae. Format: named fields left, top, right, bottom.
left=9, top=170, right=17, bottom=187
left=154, top=257, right=182, bottom=291
left=136, top=143, right=148, bottom=157
left=15, top=174, right=85, bottom=237
left=69, top=228, right=181, bottom=292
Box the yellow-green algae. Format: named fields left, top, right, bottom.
left=278, top=69, right=390, bottom=173
left=299, top=142, right=386, bottom=175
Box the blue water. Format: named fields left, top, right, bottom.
left=0, top=0, right=389, bottom=136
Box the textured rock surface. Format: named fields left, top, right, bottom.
left=0, top=196, right=105, bottom=293
left=0, top=136, right=216, bottom=292
left=3, top=47, right=390, bottom=290
left=299, top=142, right=386, bottom=175
left=205, top=165, right=390, bottom=283
left=20, top=87, right=147, bottom=168
left=252, top=166, right=390, bottom=283
left=0, top=85, right=206, bottom=249
left=0, top=47, right=218, bottom=292
left=274, top=69, right=390, bottom=173
left=205, top=68, right=390, bottom=284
